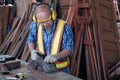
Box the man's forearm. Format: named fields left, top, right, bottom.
left=28, top=42, right=35, bottom=52
left=56, top=49, right=70, bottom=59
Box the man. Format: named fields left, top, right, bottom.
left=26, top=3, right=73, bottom=73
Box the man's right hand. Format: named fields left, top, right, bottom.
left=31, top=50, right=40, bottom=60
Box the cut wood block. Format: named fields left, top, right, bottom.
left=4, top=60, right=21, bottom=70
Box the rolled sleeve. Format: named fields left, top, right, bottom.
left=26, top=21, right=37, bottom=44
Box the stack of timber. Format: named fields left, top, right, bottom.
left=58, top=0, right=107, bottom=79
left=0, top=4, right=16, bottom=45
left=65, top=0, right=120, bottom=80
left=0, top=1, right=33, bottom=61
left=0, top=0, right=60, bottom=62
left=69, top=1, right=107, bottom=80
left=91, top=0, right=120, bottom=80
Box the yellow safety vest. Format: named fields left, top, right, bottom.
left=37, top=19, right=69, bottom=70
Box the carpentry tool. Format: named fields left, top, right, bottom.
left=6, top=76, right=22, bottom=80
left=15, top=73, right=24, bottom=80
left=0, top=57, right=6, bottom=63
left=36, top=52, right=57, bottom=73
left=0, top=63, right=9, bottom=74
left=36, top=52, right=45, bottom=59
left=0, top=55, right=16, bottom=62
left=0, top=57, right=9, bottom=74
left=0, top=55, right=16, bottom=74
left=6, top=77, right=18, bottom=80
left=29, top=51, right=57, bottom=73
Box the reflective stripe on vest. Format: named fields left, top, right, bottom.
left=37, top=25, right=45, bottom=54
left=37, top=19, right=69, bottom=70
left=55, top=58, right=69, bottom=70
left=50, top=19, right=65, bottom=54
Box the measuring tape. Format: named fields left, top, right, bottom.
left=15, top=73, right=24, bottom=79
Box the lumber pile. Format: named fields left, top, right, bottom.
left=0, top=5, right=16, bottom=45
left=0, top=1, right=34, bottom=62
left=0, top=0, right=56, bottom=62
left=69, top=2, right=107, bottom=80
left=65, top=0, right=120, bottom=80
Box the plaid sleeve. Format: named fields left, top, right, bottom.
left=26, top=21, right=37, bottom=44
left=61, top=24, right=74, bottom=56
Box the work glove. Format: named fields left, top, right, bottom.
left=31, top=50, right=39, bottom=60
left=44, top=54, right=59, bottom=63
left=31, top=50, right=45, bottom=60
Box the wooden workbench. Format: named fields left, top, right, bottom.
left=0, top=60, right=82, bottom=80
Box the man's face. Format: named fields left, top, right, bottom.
left=35, top=8, right=53, bottom=30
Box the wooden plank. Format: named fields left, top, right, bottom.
left=0, top=20, right=2, bottom=46
left=16, top=0, right=29, bottom=17
left=98, top=1, right=120, bottom=64
left=58, top=0, right=77, bottom=19
left=91, top=0, right=120, bottom=79
left=2, top=6, right=9, bottom=40
left=104, top=50, right=119, bottom=64
left=0, top=7, right=3, bottom=46
left=0, top=17, right=20, bottom=54
left=58, top=0, right=77, bottom=6
left=21, top=45, right=30, bottom=61
left=0, top=60, right=82, bottom=80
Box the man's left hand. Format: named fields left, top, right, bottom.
left=44, top=54, right=59, bottom=63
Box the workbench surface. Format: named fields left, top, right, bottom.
left=0, top=60, right=82, bottom=80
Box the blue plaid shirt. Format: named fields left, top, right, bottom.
left=26, top=19, right=74, bottom=73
